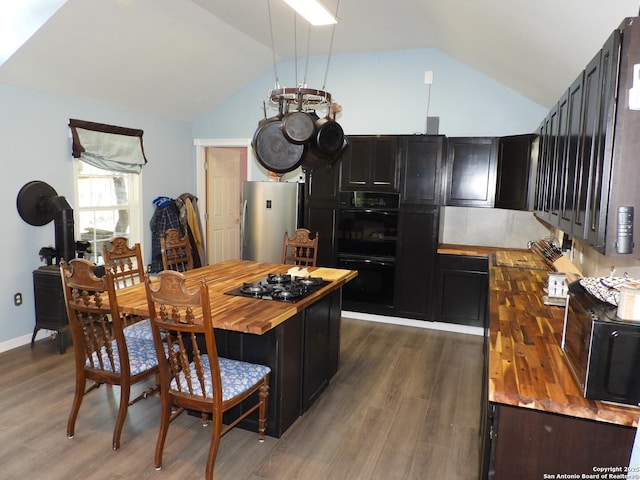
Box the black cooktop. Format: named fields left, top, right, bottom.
left=224, top=273, right=330, bottom=303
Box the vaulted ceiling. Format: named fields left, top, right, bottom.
left=1, top=0, right=638, bottom=121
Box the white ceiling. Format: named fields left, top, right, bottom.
left=0, top=0, right=638, bottom=121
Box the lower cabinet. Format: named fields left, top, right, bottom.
left=480, top=403, right=635, bottom=479
left=435, top=254, right=488, bottom=327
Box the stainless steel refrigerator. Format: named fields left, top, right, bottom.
left=241, top=181, right=303, bottom=263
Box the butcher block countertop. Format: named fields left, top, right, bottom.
left=115, top=259, right=357, bottom=336
left=438, top=244, right=639, bottom=427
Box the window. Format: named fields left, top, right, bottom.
left=73, top=160, right=142, bottom=264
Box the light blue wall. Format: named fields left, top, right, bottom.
left=0, top=83, right=193, bottom=346
left=193, top=48, right=547, bottom=138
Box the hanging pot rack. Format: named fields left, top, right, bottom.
left=268, top=87, right=332, bottom=109
left=253, top=0, right=347, bottom=173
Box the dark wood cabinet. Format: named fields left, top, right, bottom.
left=399, top=135, right=445, bottom=205
left=495, top=134, right=537, bottom=210
left=301, top=286, right=341, bottom=412
left=435, top=254, right=488, bottom=328
left=394, top=206, right=439, bottom=320
left=585, top=28, right=620, bottom=253
left=532, top=21, right=640, bottom=257
left=558, top=72, right=585, bottom=232
left=306, top=206, right=338, bottom=267
left=445, top=137, right=498, bottom=207
left=306, top=165, right=340, bottom=267
left=481, top=403, right=634, bottom=479
left=340, top=136, right=399, bottom=191
left=549, top=90, right=569, bottom=226
left=573, top=46, right=603, bottom=239
left=534, top=117, right=552, bottom=222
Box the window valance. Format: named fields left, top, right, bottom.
left=69, top=118, right=148, bottom=174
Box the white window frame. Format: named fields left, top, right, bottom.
left=72, top=159, right=143, bottom=264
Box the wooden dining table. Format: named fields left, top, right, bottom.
left=115, top=258, right=358, bottom=335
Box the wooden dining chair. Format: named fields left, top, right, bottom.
left=103, top=236, right=145, bottom=288
left=144, top=270, right=271, bottom=480
left=281, top=228, right=319, bottom=266
left=61, top=258, right=159, bottom=450
left=103, top=236, right=153, bottom=342
left=160, top=228, right=194, bottom=272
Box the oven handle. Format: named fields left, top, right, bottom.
left=338, top=256, right=395, bottom=268
left=339, top=208, right=398, bottom=215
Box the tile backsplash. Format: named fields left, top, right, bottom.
left=439, top=206, right=550, bottom=249
left=440, top=206, right=640, bottom=280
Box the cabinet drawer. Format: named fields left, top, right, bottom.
left=438, top=254, right=488, bottom=272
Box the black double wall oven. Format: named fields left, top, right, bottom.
left=337, top=191, right=399, bottom=314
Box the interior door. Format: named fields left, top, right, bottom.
left=205, top=147, right=244, bottom=264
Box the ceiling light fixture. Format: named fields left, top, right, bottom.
left=281, top=0, right=338, bottom=26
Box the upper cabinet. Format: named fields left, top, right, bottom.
left=445, top=137, right=498, bottom=207
left=532, top=19, right=640, bottom=256
left=495, top=134, right=538, bottom=211
left=399, top=135, right=445, bottom=205
left=340, top=136, right=399, bottom=192
left=584, top=28, right=620, bottom=253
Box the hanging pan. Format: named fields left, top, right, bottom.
left=282, top=110, right=316, bottom=145
left=251, top=99, right=306, bottom=174
left=314, top=116, right=345, bottom=157
left=282, top=93, right=316, bottom=145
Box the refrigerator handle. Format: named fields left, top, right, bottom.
left=241, top=199, right=248, bottom=251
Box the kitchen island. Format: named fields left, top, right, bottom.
left=440, top=245, right=639, bottom=478
left=116, top=259, right=358, bottom=437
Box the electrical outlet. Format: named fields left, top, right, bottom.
left=14, top=293, right=22, bottom=306
left=424, top=70, right=433, bottom=85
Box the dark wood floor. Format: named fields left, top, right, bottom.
left=0, top=318, right=483, bottom=479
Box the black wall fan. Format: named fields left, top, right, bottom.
left=16, top=180, right=76, bottom=264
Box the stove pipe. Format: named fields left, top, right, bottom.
left=49, top=196, right=76, bottom=263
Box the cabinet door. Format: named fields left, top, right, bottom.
left=445, top=137, right=498, bottom=207
left=340, top=137, right=372, bottom=189
left=534, top=117, right=552, bottom=222
left=301, top=297, right=330, bottom=413
left=574, top=49, right=602, bottom=238
left=559, top=72, right=584, bottom=232
left=394, top=206, right=439, bottom=319
left=307, top=162, right=339, bottom=201
left=435, top=255, right=488, bottom=328
left=370, top=136, right=399, bottom=190
left=585, top=29, right=620, bottom=252
left=400, top=135, right=444, bottom=205
left=492, top=404, right=635, bottom=478
left=306, top=165, right=339, bottom=267
left=306, top=206, right=337, bottom=267
left=495, top=134, right=537, bottom=210
left=549, top=90, right=569, bottom=226
left=340, top=136, right=399, bottom=191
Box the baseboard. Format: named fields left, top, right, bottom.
left=341, top=310, right=484, bottom=336
left=0, top=332, right=34, bottom=353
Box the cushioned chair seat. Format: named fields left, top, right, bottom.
left=123, top=319, right=154, bottom=341
left=88, top=337, right=159, bottom=375
left=171, top=355, right=271, bottom=401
